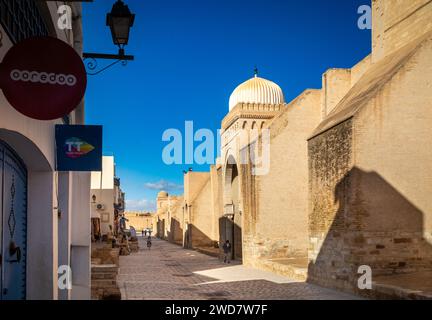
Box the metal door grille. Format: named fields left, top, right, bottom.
left=0, top=0, right=48, bottom=44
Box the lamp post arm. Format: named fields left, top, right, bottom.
left=83, top=52, right=134, bottom=61
left=82, top=52, right=134, bottom=76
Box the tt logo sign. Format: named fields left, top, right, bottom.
left=64, top=137, right=95, bottom=159
left=58, top=5, right=72, bottom=30
left=55, top=125, right=103, bottom=172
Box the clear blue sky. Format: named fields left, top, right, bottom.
left=82, top=0, right=371, bottom=211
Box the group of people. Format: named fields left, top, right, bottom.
left=134, top=230, right=232, bottom=262
left=142, top=228, right=152, bottom=237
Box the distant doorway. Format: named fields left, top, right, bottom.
left=223, top=156, right=243, bottom=261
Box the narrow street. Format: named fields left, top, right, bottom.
left=117, top=238, right=361, bottom=300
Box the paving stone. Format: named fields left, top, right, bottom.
left=117, top=238, right=362, bottom=300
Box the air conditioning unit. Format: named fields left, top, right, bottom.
left=96, top=203, right=105, bottom=211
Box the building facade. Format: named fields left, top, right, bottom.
left=124, top=211, right=155, bottom=233
left=307, top=0, right=432, bottom=293
left=91, top=156, right=125, bottom=239
left=157, top=0, right=432, bottom=297
left=155, top=191, right=184, bottom=245
left=0, top=1, right=90, bottom=300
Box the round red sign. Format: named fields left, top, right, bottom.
left=0, top=36, right=87, bottom=120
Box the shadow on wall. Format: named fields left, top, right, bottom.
left=167, top=218, right=183, bottom=245
left=307, top=167, right=432, bottom=295
left=219, top=216, right=242, bottom=261
left=156, top=219, right=165, bottom=240
left=183, top=224, right=216, bottom=250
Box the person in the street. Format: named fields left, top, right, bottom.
left=113, top=214, right=119, bottom=237
left=147, top=238, right=152, bottom=250
left=222, top=240, right=232, bottom=264
left=119, top=214, right=129, bottom=233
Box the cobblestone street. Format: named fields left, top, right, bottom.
left=117, top=238, right=361, bottom=300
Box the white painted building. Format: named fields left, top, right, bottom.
left=0, top=2, right=90, bottom=300
left=91, top=156, right=125, bottom=238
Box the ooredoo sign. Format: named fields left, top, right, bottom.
left=0, top=36, right=87, bottom=120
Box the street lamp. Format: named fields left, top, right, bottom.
left=82, top=0, right=135, bottom=75
left=107, top=0, right=135, bottom=50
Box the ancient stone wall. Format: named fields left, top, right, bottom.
left=189, top=176, right=217, bottom=248
left=308, top=119, right=354, bottom=291
left=350, top=56, right=371, bottom=88
left=321, top=69, right=351, bottom=119
left=242, top=90, right=322, bottom=268
left=308, top=34, right=432, bottom=294
left=352, top=35, right=432, bottom=278
left=210, top=165, right=224, bottom=242
left=167, top=197, right=184, bottom=245
left=373, top=0, right=432, bottom=62
left=125, top=212, right=154, bottom=232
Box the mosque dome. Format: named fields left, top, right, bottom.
left=229, top=74, right=285, bottom=111
left=157, top=191, right=168, bottom=198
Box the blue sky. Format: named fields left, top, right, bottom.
left=82, top=0, right=371, bottom=211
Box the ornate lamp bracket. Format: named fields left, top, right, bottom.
left=82, top=51, right=134, bottom=76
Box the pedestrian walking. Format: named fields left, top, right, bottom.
left=119, top=214, right=129, bottom=233
left=222, top=240, right=232, bottom=264
left=147, top=238, right=152, bottom=250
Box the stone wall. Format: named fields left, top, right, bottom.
left=154, top=171, right=223, bottom=250
left=155, top=195, right=183, bottom=243
left=189, top=176, right=216, bottom=248
left=210, top=165, right=224, bottom=242
left=372, top=0, right=432, bottom=62
left=308, top=31, right=432, bottom=294
left=321, top=69, right=351, bottom=119
left=243, top=90, right=322, bottom=267
left=167, top=198, right=184, bottom=245
left=183, top=172, right=222, bottom=249
left=308, top=119, right=354, bottom=291
left=350, top=55, right=371, bottom=87
left=125, top=212, right=154, bottom=232
left=352, top=34, right=432, bottom=275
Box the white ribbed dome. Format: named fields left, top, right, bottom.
left=157, top=191, right=168, bottom=198
left=229, top=75, right=285, bottom=111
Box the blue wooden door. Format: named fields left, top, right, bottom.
left=0, top=141, right=27, bottom=300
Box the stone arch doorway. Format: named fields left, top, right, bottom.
left=0, top=139, right=27, bottom=300
left=223, top=155, right=243, bottom=261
